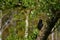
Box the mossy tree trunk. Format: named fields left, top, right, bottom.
left=36, top=10, right=60, bottom=40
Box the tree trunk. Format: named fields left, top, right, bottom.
left=51, top=28, right=54, bottom=40
left=36, top=16, right=59, bottom=40
left=24, top=10, right=29, bottom=39
left=25, top=15, right=28, bottom=39
left=0, top=19, right=2, bottom=40
left=0, top=10, right=2, bottom=40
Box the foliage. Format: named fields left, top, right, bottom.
left=0, top=0, right=19, bottom=9
left=21, top=0, right=36, bottom=8
left=38, top=0, right=60, bottom=12
left=28, top=29, right=38, bottom=40
left=1, top=0, right=60, bottom=40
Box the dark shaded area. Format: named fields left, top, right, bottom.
left=36, top=8, right=60, bottom=40
left=37, top=19, right=43, bottom=30
left=42, top=17, right=59, bottom=40
left=51, top=7, right=60, bottom=18
left=42, top=8, right=60, bottom=40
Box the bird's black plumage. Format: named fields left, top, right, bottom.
left=37, top=19, right=43, bottom=30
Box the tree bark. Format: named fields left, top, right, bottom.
left=25, top=14, right=28, bottom=39
left=0, top=10, right=2, bottom=40
left=36, top=12, right=60, bottom=40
